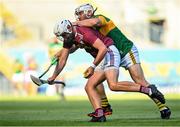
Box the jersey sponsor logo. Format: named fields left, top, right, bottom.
left=75, top=32, right=93, bottom=51
left=75, top=33, right=84, bottom=43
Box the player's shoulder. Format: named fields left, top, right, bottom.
left=94, top=14, right=111, bottom=22
left=76, top=26, right=93, bottom=33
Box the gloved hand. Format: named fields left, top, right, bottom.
left=83, top=66, right=94, bottom=79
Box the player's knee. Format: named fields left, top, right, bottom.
left=84, top=85, right=88, bottom=93
left=84, top=84, right=92, bottom=93
left=85, top=82, right=97, bottom=93
left=108, top=83, right=117, bottom=91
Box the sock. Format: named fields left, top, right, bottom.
left=140, top=86, right=167, bottom=111
left=95, top=108, right=104, bottom=117
left=140, top=86, right=151, bottom=95
left=101, top=97, right=109, bottom=108
left=151, top=97, right=167, bottom=111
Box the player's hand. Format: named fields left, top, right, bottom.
left=83, top=66, right=94, bottom=79
left=48, top=76, right=56, bottom=84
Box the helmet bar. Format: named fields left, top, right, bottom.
left=75, top=3, right=96, bottom=20
left=54, top=20, right=72, bottom=36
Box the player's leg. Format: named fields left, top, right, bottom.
left=55, top=83, right=65, bottom=101
left=85, top=71, right=105, bottom=110
left=86, top=70, right=148, bottom=122
left=87, top=83, right=113, bottom=117
left=123, top=45, right=170, bottom=119
left=103, top=45, right=154, bottom=95
left=103, top=55, right=165, bottom=101
left=56, top=75, right=66, bottom=101
left=128, top=64, right=171, bottom=119
left=59, top=84, right=65, bottom=100
left=96, top=84, right=113, bottom=116
left=104, top=68, right=141, bottom=92
left=121, top=45, right=165, bottom=103
left=128, top=64, right=165, bottom=102
left=104, top=67, right=167, bottom=107
left=128, top=64, right=149, bottom=87
left=85, top=70, right=106, bottom=122
left=86, top=45, right=157, bottom=122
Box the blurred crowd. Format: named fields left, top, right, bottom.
left=12, top=55, right=38, bottom=96
left=1, top=37, right=66, bottom=100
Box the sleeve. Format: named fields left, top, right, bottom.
left=63, top=34, right=74, bottom=48
left=82, top=28, right=98, bottom=45
left=63, top=41, right=72, bottom=49
left=97, top=16, right=107, bottom=26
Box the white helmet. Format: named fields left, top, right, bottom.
left=53, top=19, right=72, bottom=37
left=75, top=3, right=95, bottom=20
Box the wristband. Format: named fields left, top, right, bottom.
left=90, top=63, right=96, bottom=69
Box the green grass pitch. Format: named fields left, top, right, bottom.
left=0, top=95, right=180, bottom=126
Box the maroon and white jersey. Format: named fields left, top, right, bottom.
left=63, top=26, right=113, bottom=57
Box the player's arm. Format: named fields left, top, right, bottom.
left=48, top=48, right=69, bottom=83
left=84, top=38, right=107, bottom=78
left=73, top=17, right=103, bottom=27
left=53, top=44, right=78, bottom=63
left=92, top=38, right=107, bottom=66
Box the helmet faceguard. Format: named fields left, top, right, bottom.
left=53, top=19, right=73, bottom=41
left=75, top=3, right=97, bottom=20
left=53, top=19, right=75, bottom=47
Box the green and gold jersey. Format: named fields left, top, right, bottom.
left=94, top=14, right=133, bottom=57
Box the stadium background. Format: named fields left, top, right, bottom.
left=0, top=0, right=180, bottom=97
